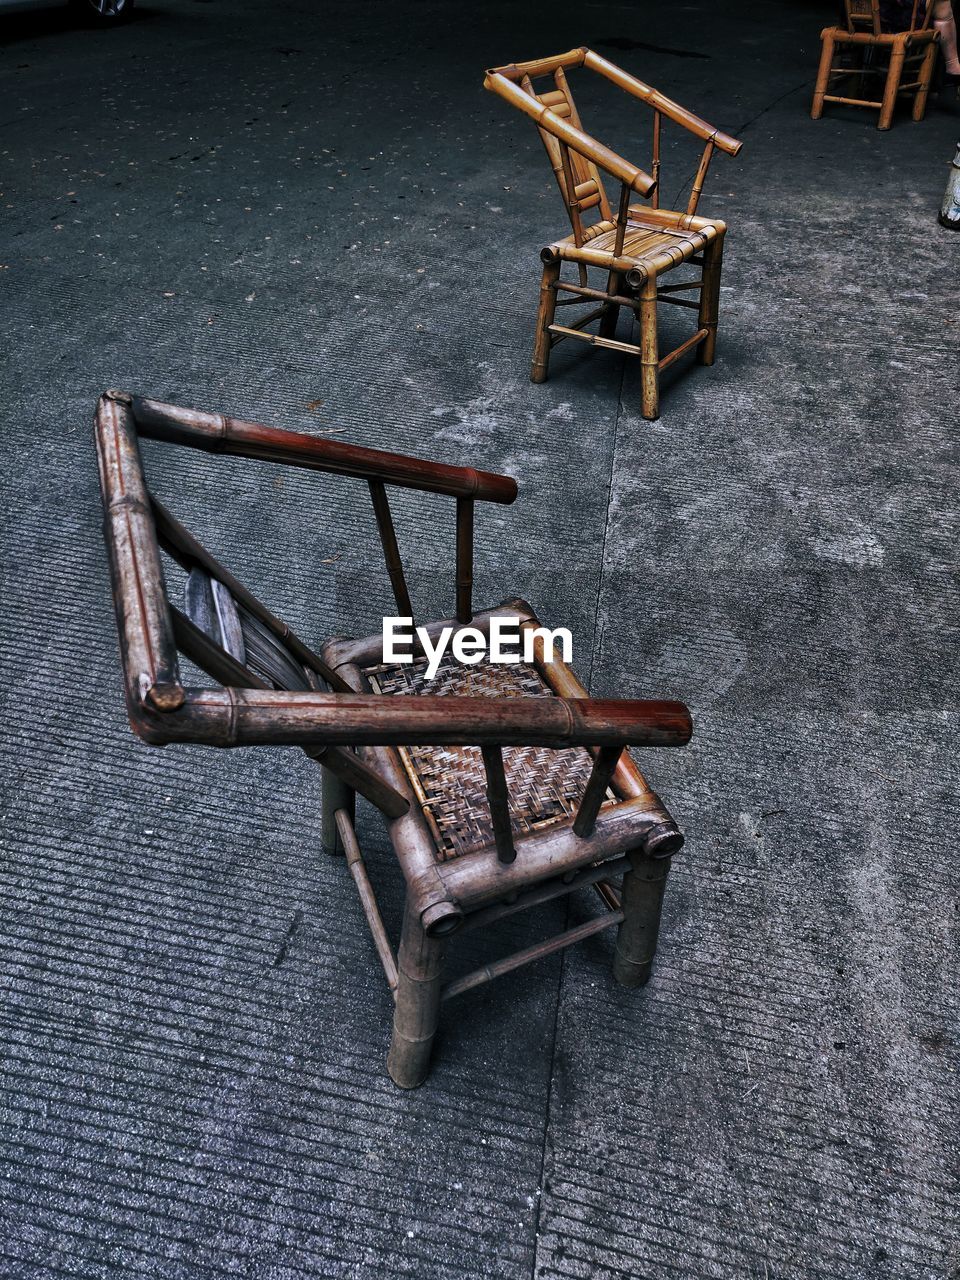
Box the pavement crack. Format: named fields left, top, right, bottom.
left=587, top=357, right=627, bottom=693
left=272, top=908, right=304, bottom=968
left=735, top=79, right=812, bottom=135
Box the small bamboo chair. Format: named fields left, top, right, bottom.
left=484, top=48, right=743, bottom=421
left=94, top=390, right=693, bottom=1088
left=811, top=0, right=939, bottom=129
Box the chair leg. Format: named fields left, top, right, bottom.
left=912, top=40, right=938, bottom=120
left=598, top=269, right=624, bottom=339
left=811, top=32, right=835, bottom=118
left=638, top=274, right=659, bottom=421
left=612, top=851, right=672, bottom=988
left=697, top=233, right=725, bottom=367
left=879, top=39, right=907, bottom=129
left=531, top=259, right=560, bottom=383
left=321, top=768, right=354, bottom=855
left=387, top=900, right=444, bottom=1088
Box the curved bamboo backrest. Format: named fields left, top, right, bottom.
left=484, top=47, right=742, bottom=236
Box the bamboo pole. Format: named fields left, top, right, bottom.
left=697, top=232, right=724, bottom=365
left=612, top=851, right=671, bottom=987
left=455, top=496, right=474, bottom=623
left=481, top=745, right=516, bottom=864
left=658, top=327, right=709, bottom=372
left=879, top=37, right=907, bottom=128
left=336, top=810, right=399, bottom=993
left=686, top=140, right=715, bottom=217
left=387, top=901, right=444, bottom=1088
left=912, top=36, right=938, bottom=119
left=131, top=395, right=518, bottom=504
left=582, top=49, right=742, bottom=155
left=94, top=392, right=184, bottom=713
left=135, top=687, right=692, bottom=751
left=368, top=479, right=413, bottom=620
left=558, top=280, right=638, bottom=309
left=322, top=768, right=355, bottom=855
left=532, top=259, right=560, bottom=382
left=638, top=274, right=660, bottom=420
left=573, top=745, right=622, bottom=837
left=489, top=48, right=586, bottom=81
left=441, top=910, right=623, bottom=1002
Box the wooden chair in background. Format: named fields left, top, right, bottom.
left=811, top=0, right=940, bottom=129
left=484, top=48, right=743, bottom=421
left=95, top=390, right=693, bottom=1088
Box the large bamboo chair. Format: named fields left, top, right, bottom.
left=484, top=48, right=743, bottom=421
left=811, top=0, right=939, bottom=129
left=95, top=390, right=693, bottom=1088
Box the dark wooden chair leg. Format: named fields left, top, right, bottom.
left=638, top=274, right=660, bottom=420
left=697, top=233, right=725, bottom=366
left=598, top=269, right=625, bottom=339
left=879, top=37, right=907, bottom=129
left=531, top=259, right=560, bottom=383
left=612, top=851, right=671, bottom=987
left=387, top=900, right=444, bottom=1088
left=321, top=768, right=355, bottom=855
left=811, top=31, right=835, bottom=118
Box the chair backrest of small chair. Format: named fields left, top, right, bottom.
left=519, top=68, right=613, bottom=235
left=846, top=0, right=882, bottom=33
left=845, top=0, right=930, bottom=33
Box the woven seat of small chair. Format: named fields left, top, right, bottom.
left=365, top=653, right=615, bottom=860
left=546, top=211, right=720, bottom=264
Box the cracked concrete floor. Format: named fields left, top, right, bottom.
left=1, top=0, right=959, bottom=1276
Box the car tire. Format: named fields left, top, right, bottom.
left=70, top=0, right=134, bottom=24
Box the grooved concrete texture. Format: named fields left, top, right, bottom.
left=1, top=1, right=959, bottom=1276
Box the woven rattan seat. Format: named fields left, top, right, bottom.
left=94, top=390, right=694, bottom=1089
left=545, top=210, right=721, bottom=273
left=366, top=654, right=613, bottom=860
left=484, top=48, right=742, bottom=420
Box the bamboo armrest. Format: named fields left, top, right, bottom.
left=582, top=50, right=742, bottom=156
left=483, top=70, right=657, bottom=197
left=128, top=393, right=517, bottom=504
left=487, top=48, right=586, bottom=81
left=129, top=687, right=693, bottom=751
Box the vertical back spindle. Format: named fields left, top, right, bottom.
left=573, top=745, right=623, bottom=837
left=686, top=139, right=715, bottom=216
left=481, top=745, right=516, bottom=864
left=455, top=496, right=474, bottom=623
left=613, top=182, right=631, bottom=256
left=368, top=479, right=413, bottom=620
left=651, top=109, right=662, bottom=209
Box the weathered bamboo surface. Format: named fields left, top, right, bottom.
left=95, top=389, right=692, bottom=1088
left=131, top=393, right=518, bottom=503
